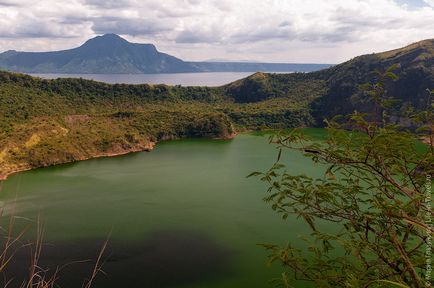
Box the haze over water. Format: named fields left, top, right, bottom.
left=29, top=72, right=258, bottom=86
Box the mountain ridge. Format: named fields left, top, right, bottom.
left=0, top=34, right=196, bottom=74
left=0, top=34, right=331, bottom=74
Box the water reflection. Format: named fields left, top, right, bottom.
left=2, top=230, right=235, bottom=288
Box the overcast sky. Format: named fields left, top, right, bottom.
left=0, top=0, right=433, bottom=63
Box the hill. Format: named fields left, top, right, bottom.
left=0, top=34, right=331, bottom=74
left=0, top=39, right=432, bottom=179
left=310, top=39, right=434, bottom=123
left=227, top=39, right=433, bottom=125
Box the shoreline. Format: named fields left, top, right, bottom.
left=0, top=144, right=155, bottom=182
left=2, top=129, right=429, bottom=182
left=0, top=133, right=237, bottom=182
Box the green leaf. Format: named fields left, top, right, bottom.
left=246, top=171, right=262, bottom=178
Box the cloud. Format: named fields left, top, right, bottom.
left=0, top=0, right=432, bottom=63
left=176, top=30, right=222, bottom=44
left=84, top=0, right=133, bottom=9
left=0, top=0, right=20, bottom=6
left=14, top=22, right=78, bottom=38
left=91, top=17, right=173, bottom=36
left=424, top=0, right=434, bottom=7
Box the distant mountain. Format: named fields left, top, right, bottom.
left=0, top=34, right=331, bottom=74
left=0, top=34, right=197, bottom=74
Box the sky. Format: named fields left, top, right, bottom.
left=0, top=0, right=433, bottom=64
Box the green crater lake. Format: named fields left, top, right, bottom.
left=0, top=131, right=326, bottom=288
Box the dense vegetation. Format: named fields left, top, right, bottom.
left=0, top=38, right=432, bottom=179
left=0, top=69, right=320, bottom=179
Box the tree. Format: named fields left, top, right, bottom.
left=250, top=68, right=433, bottom=287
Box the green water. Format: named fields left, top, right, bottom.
left=0, top=131, right=326, bottom=288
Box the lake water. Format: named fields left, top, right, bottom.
left=29, top=72, right=258, bottom=86
left=0, top=132, right=327, bottom=288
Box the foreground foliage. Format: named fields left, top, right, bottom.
left=252, top=71, right=433, bottom=287
left=0, top=212, right=108, bottom=288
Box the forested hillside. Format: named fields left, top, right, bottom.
left=0, top=70, right=318, bottom=179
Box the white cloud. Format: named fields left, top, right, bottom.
left=0, top=0, right=433, bottom=63
left=424, top=0, right=434, bottom=7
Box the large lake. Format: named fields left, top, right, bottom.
left=29, top=72, right=259, bottom=86
left=0, top=132, right=327, bottom=288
